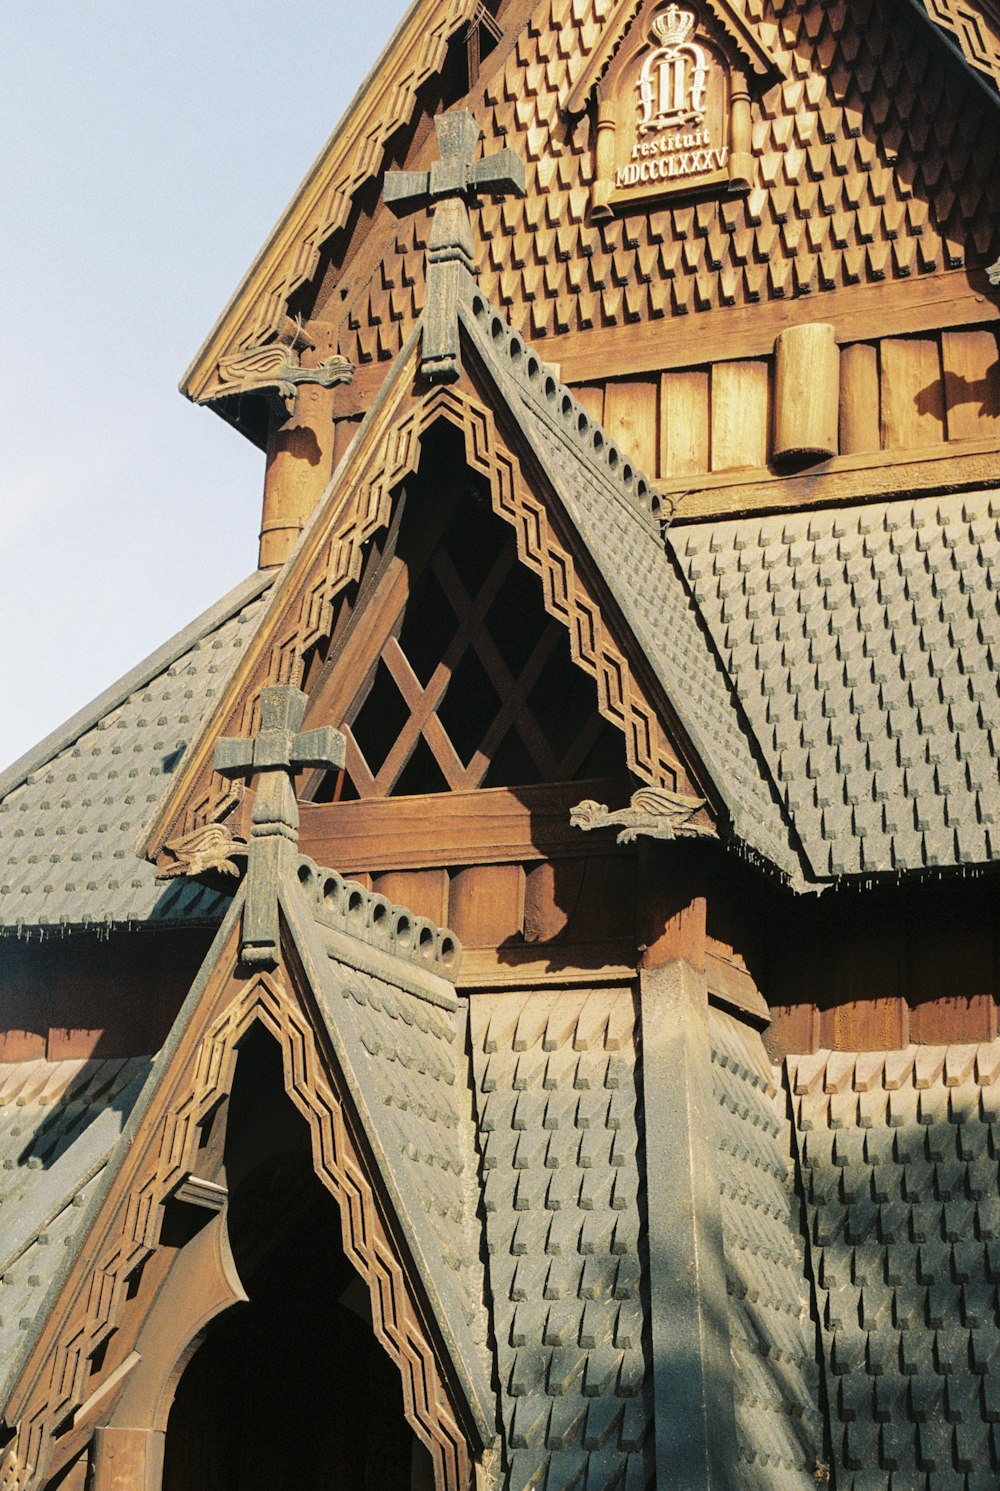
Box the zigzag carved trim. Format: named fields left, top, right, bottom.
left=918, top=0, right=1000, bottom=85
left=168, top=382, right=684, bottom=846
left=1, top=969, right=470, bottom=1491
left=185, top=0, right=479, bottom=403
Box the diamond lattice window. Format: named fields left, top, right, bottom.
left=331, top=478, right=624, bottom=800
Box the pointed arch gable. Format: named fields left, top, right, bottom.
left=148, top=370, right=710, bottom=867
left=0, top=905, right=476, bottom=1491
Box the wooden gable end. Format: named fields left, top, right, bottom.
left=183, top=0, right=1000, bottom=555
left=148, top=341, right=728, bottom=985
left=318, top=0, right=1000, bottom=375
left=0, top=900, right=478, bottom=1491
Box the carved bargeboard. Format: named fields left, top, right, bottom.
left=155, top=379, right=689, bottom=854
left=0, top=956, right=470, bottom=1491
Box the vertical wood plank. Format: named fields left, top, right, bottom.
left=659, top=369, right=710, bottom=478
left=710, top=360, right=769, bottom=470
left=839, top=342, right=880, bottom=454
left=569, top=383, right=605, bottom=424
left=879, top=336, right=945, bottom=448
left=821, top=997, right=908, bottom=1053
left=373, top=869, right=449, bottom=926
left=447, top=864, right=524, bottom=948
left=602, top=378, right=659, bottom=473
left=941, top=328, right=1000, bottom=441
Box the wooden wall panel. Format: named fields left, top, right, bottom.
left=839, top=343, right=880, bottom=455
left=602, top=378, right=658, bottom=474
left=373, top=869, right=449, bottom=926
left=659, top=369, right=710, bottom=478
left=710, top=360, right=770, bottom=470
left=447, top=864, right=524, bottom=948
left=879, top=336, right=945, bottom=448
left=941, top=327, right=1000, bottom=440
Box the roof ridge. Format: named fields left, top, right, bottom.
left=462, top=287, right=669, bottom=534
left=0, top=570, right=273, bottom=805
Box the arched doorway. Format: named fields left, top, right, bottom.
left=162, top=1026, right=433, bottom=1491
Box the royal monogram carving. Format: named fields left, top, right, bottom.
left=567, top=0, right=777, bottom=215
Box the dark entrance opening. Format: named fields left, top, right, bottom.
left=163, top=1027, right=431, bottom=1491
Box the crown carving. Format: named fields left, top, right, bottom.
left=651, top=4, right=698, bottom=46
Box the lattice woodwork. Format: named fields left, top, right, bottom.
left=154, top=381, right=687, bottom=855
left=326, top=0, right=1000, bottom=372
left=339, top=490, right=621, bottom=798
left=1, top=960, right=471, bottom=1491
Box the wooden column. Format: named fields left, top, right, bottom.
left=259, top=382, right=338, bottom=568
left=728, top=69, right=752, bottom=189
left=773, top=321, right=839, bottom=463
left=637, top=852, right=738, bottom=1490
left=91, top=1427, right=164, bottom=1491
left=592, top=97, right=616, bottom=216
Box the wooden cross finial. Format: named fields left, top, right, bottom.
left=214, top=686, right=345, bottom=967
left=384, top=110, right=525, bottom=382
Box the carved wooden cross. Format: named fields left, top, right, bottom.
left=384, top=110, right=525, bottom=381
left=214, top=686, right=344, bottom=967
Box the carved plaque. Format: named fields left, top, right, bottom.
left=592, top=1, right=755, bottom=214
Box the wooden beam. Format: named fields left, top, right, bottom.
left=541, top=270, right=1000, bottom=386
left=299, top=777, right=634, bottom=874
left=667, top=434, right=1000, bottom=523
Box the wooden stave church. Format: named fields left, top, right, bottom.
left=0, top=0, right=999, bottom=1486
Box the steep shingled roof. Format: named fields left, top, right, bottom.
left=0, top=573, right=273, bottom=935
left=788, top=1040, right=1000, bottom=1491
left=460, top=293, right=807, bottom=883
left=281, top=858, right=494, bottom=1443
left=468, top=988, right=653, bottom=1491
left=0, top=1058, right=151, bottom=1404
left=672, top=493, right=1000, bottom=883
left=708, top=1010, right=822, bottom=1490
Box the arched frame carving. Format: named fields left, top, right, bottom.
left=0, top=953, right=471, bottom=1491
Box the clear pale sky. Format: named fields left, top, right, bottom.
left=0, top=2, right=406, bottom=771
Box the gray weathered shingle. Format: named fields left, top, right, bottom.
left=0, top=1058, right=151, bottom=1400
left=788, top=1041, right=1000, bottom=1491
left=709, top=1010, right=822, bottom=1490
left=461, top=296, right=805, bottom=885
left=468, top=988, right=653, bottom=1491
left=672, top=495, right=1000, bottom=882
left=0, top=574, right=272, bottom=934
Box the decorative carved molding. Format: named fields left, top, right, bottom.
left=152, top=379, right=690, bottom=854
left=183, top=0, right=481, bottom=406
left=0, top=965, right=471, bottom=1491
left=155, top=823, right=248, bottom=880
left=570, top=785, right=715, bottom=843
left=915, top=0, right=1000, bottom=88
left=208, top=341, right=355, bottom=415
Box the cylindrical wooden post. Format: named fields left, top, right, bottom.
left=772, top=321, right=839, bottom=463
left=592, top=98, right=616, bottom=215
left=728, top=69, right=752, bottom=189
left=259, top=383, right=337, bottom=568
